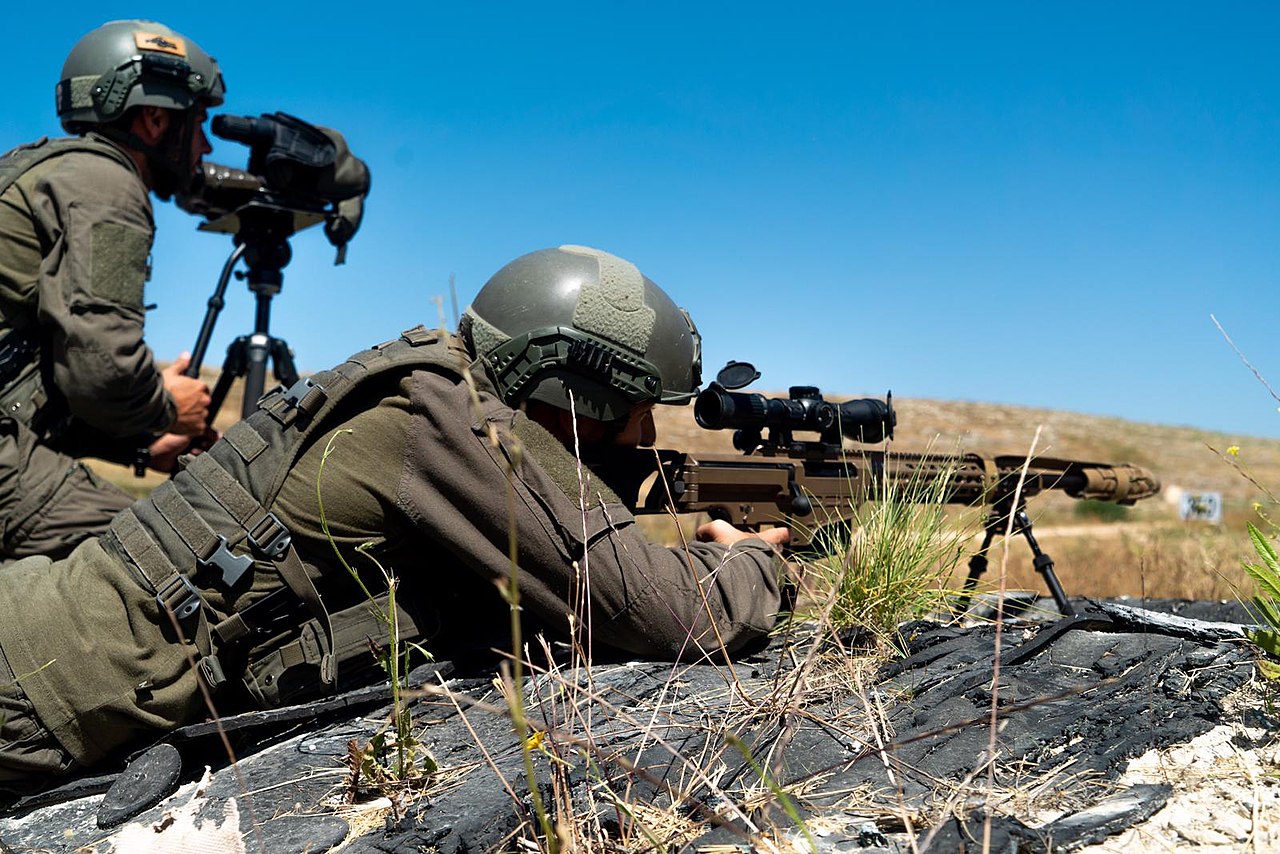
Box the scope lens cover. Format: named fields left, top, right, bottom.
left=714, top=361, right=761, bottom=390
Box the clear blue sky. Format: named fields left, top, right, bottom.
left=5, top=3, right=1278, bottom=438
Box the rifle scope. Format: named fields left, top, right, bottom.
left=694, top=385, right=896, bottom=444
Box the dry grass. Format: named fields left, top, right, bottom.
left=981, top=521, right=1258, bottom=601
left=411, top=632, right=1133, bottom=852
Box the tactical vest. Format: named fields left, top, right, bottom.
left=102, top=325, right=469, bottom=707
left=0, top=135, right=139, bottom=434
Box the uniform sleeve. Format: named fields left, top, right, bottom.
left=29, top=152, right=174, bottom=436
left=399, top=370, right=786, bottom=660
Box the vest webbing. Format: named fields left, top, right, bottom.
left=103, top=325, right=470, bottom=705
left=0, top=135, right=136, bottom=200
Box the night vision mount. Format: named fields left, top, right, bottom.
left=178, top=112, right=371, bottom=420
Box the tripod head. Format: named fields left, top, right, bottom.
left=181, top=193, right=309, bottom=389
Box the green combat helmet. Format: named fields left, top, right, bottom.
left=462, top=245, right=703, bottom=422
left=56, top=20, right=224, bottom=131
left=55, top=20, right=225, bottom=197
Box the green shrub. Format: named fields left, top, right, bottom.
left=1072, top=499, right=1130, bottom=523
left=790, top=455, right=972, bottom=644
left=1243, top=522, right=1280, bottom=679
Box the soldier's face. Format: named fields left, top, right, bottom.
left=189, top=105, right=212, bottom=169
left=542, top=400, right=657, bottom=449
left=609, top=403, right=656, bottom=448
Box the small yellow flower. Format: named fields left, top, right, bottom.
left=525, top=729, right=546, bottom=750
left=1228, top=445, right=1241, bottom=457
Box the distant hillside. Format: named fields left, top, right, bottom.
left=98, top=376, right=1280, bottom=521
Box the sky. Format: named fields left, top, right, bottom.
left=4, top=3, right=1278, bottom=439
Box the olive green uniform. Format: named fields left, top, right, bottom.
left=0, top=334, right=784, bottom=786
left=0, top=133, right=177, bottom=559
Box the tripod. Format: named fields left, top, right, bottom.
left=187, top=202, right=305, bottom=422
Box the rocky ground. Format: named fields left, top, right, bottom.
left=0, top=597, right=1274, bottom=853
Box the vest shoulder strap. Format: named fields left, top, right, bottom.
left=0, top=135, right=135, bottom=200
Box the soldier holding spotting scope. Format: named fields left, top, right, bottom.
left=0, top=21, right=370, bottom=564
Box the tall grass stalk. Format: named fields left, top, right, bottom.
left=1208, top=319, right=1280, bottom=680
left=724, top=732, right=817, bottom=852
left=983, top=427, right=1042, bottom=854
left=494, top=434, right=559, bottom=854
left=791, top=451, right=972, bottom=643
left=317, top=430, right=432, bottom=786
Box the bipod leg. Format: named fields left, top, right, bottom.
left=956, top=524, right=998, bottom=612
left=1011, top=508, right=1075, bottom=616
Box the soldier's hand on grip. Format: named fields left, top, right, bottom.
left=696, top=519, right=791, bottom=548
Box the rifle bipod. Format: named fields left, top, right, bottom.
left=959, top=497, right=1075, bottom=616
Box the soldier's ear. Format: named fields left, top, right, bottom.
left=130, top=106, right=172, bottom=146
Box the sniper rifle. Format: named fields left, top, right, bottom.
left=601, top=362, right=1161, bottom=617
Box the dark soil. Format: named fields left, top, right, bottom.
left=0, top=597, right=1267, bottom=853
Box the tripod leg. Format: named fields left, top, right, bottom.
left=241, top=333, right=273, bottom=417
left=208, top=336, right=250, bottom=426
left=268, top=337, right=299, bottom=389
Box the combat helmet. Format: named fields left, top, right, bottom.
left=56, top=20, right=225, bottom=132
left=462, top=245, right=702, bottom=422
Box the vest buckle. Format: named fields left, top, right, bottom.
left=248, top=512, right=292, bottom=560
left=155, top=573, right=204, bottom=623
left=199, top=534, right=254, bottom=589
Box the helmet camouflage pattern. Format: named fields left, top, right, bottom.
left=463, top=245, right=702, bottom=422
left=56, top=20, right=225, bottom=133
